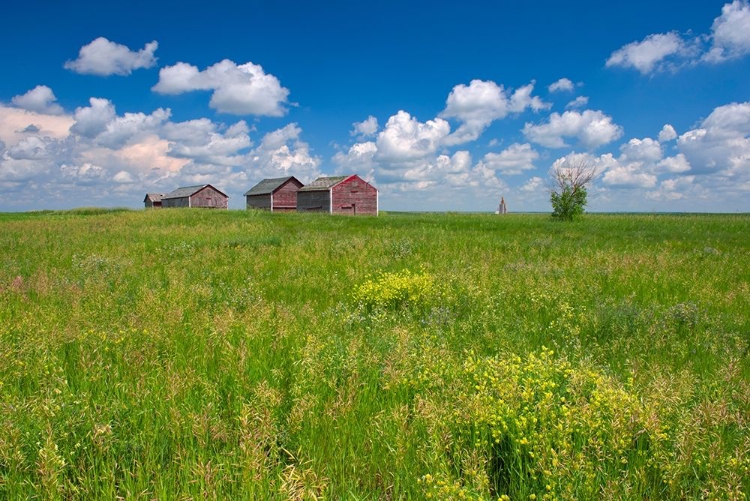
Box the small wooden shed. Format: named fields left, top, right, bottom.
left=245, top=176, right=303, bottom=212
left=161, top=184, right=229, bottom=209
left=297, top=175, right=378, bottom=215
left=144, top=193, right=164, bottom=208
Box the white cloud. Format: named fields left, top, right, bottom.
left=658, top=124, right=678, bottom=142
left=64, top=37, right=158, bottom=76
left=0, top=106, right=74, bottom=144
left=677, top=101, right=750, bottom=175
left=113, top=170, right=136, bottom=183
left=153, top=59, right=290, bottom=116
left=521, top=176, right=544, bottom=192
left=440, top=79, right=548, bottom=145
left=646, top=176, right=700, bottom=201
left=245, top=123, right=321, bottom=183
left=70, top=98, right=117, bottom=138
left=602, top=164, right=658, bottom=188
left=523, top=110, right=623, bottom=149
left=6, top=135, right=64, bottom=160
left=606, top=32, right=687, bottom=74
left=619, top=137, right=663, bottom=163
left=477, top=143, right=539, bottom=175
left=656, top=154, right=691, bottom=173
left=60, top=163, right=106, bottom=185
left=375, top=110, right=450, bottom=162
left=548, top=78, right=574, bottom=92
left=11, top=86, right=64, bottom=115
left=167, top=120, right=252, bottom=165
left=566, top=96, right=589, bottom=109
left=703, top=0, right=750, bottom=62
left=96, top=108, right=172, bottom=148
left=606, top=1, right=750, bottom=74
left=351, top=116, right=378, bottom=138
left=333, top=141, right=378, bottom=174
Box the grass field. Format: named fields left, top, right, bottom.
left=0, top=209, right=748, bottom=500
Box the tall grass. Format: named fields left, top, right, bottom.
left=0, top=210, right=748, bottom=499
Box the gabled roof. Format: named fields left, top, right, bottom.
left=244, top=176, right=301, bottom=196
left=162, top=184, right=227, bottom=200
left=299, top=176, right=349, bottom=192
left=144, top=193, right=164, bottom=202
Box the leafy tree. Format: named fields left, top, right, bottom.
left=549, top=159, right=597, bottom=221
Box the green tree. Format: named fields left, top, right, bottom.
left=549, top=159, right=597, bottom=221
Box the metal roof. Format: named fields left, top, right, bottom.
left=162, top=184, right=228, bottom=200
left=299, top=176, right=349, bottom=192
left=144, top=193, right=164, bottom=202
left=244, top=176, right=300, bottom=196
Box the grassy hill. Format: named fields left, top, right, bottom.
left=1, top=209, right=748, bottom=499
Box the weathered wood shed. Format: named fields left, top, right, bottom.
left=244, top=176, right=303, bottom=212
left=161, top=184, right=229, bottom=209
left=297, top=175, right=378, bottom=215
left=143, top=193, right=164, bottom=208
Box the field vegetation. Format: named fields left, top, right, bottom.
left=0, top=209, right=748, bottom=499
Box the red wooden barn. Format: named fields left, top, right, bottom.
left=297, top=175, right=378, bottom=215
left=244, top=176, right=303, bottom=212
left=161, top=184, right=228, bottom=209
left=143, top=193, right=164, bottom=208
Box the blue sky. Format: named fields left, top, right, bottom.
left=1, top=0, right=748, bottom=212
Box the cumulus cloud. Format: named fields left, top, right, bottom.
left=658, top=124, right=678, bottom=142
left=521, top=176, right=544, bottom=192
left=440, top=79, right=548, bottom=145
left=64, top=37, right=158, bottom=76
left=333, top=141, right=378, bottom=174
left=607, top=1, right=750, bottom=74
left=566, top=96, right=589, bottom=109
left=656, top=154, right=691, bottom=173
left=96, top=108, right=172, bottom=149
left=69, top=98, right=117, bottom=139
left=602, top=163, right=658, bottom=188
left=677, top=101, right=750, bottom=175
left=153, top=59, right=290, bottom=116
left=476, top=143, right=539, bottom=175
left=245, top=123, right=321, bottom=182
left=646, top=176, right=700, bottom=201
left=619, top=137, right=663, bottom=163
left=0, top=106, right=74, bottom=144
left=11, top=86, right=64, bottom=115
left=7, top=135, right=64, bottom=160
left=548, top=78, right=574, bottom=92
left=113, top=170, right=136, bottom=183
left=167, top=120, right=251, bottom=165
left=703, top=0, right=750, bottom=62
left=606, top=32, right=688, bottom=74
left=375, top=110, right=450, bottom=162
left=523, top=109, right=623, bottom=149
left=351, top=116, right=378, bottom=138
left=60, top=163, right=106, bottom=185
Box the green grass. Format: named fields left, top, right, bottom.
left=0, top=209, right=748, bottom=499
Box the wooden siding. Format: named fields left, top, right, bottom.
left=247, top=194, right=272, bottom=210
left=273, top=179, right=302, bottom=210
left=162, top=197, right=190, bottom=208
left=331, top=176, right=378, bottom=215
left=144, top=200, right=162, bottom=208
left=163, top=186, right=228, bottom=209
left=297, top=190, right=331, bottom=212
left=190, top=185, right=228, bottom=208
left=246, top=178, right=302, bottom=211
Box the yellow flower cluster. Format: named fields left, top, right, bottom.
left=353, top=269, right=436, bottom=311
left=454, top=348, right=648, bottom=498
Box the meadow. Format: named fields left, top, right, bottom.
left=0, top=208, right=748, bottom=500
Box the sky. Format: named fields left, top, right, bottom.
left=0, top=0, right=749, bottom=212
